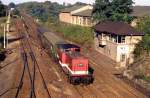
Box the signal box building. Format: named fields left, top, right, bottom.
left=59, top=5, right=93, bottom=27
left=94, top=21, right=144, bottom=67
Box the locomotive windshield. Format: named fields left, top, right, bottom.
left=57, top=43, right=80, bottom=52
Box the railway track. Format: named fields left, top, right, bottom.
left=14, top=19, right=51, bottom=98
left=15, top=21, right=36, bottom=98
left=18, top=14, right=148, bottom=98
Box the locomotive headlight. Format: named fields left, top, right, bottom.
left=78, top=63, right=83, bottom=67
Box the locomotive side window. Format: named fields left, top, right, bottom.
left=65, top=49, right=70, bottom=52
left=75, top=49, right=80, bottom=52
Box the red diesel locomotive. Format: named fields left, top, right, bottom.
left=39, top=31, right=94, bottom=85
left=56, top=43, right=94, bottom=84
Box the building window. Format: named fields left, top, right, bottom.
left=102, top=33, right=107, bottom=40
left=95, top=32, right=99, bottom=38
left=108, top=34, right=111, bottom=41
left=80, top=17, right=82, bottom=25
left=83, top=17, right=86, bottom=25
left=121, top=36, right=125, bottom=43
left=98, top=33, right=102, bottom=40
left=113, top=35, right=117, bottom=42
left=110, top=35, right=117, bottom=42
left=87, top=17, right=91, bottom=26
left=76, top=17, right=78, bottom=24
left=118, top=36, right=125, bottom=43
left=120, top=54, right=126, bottom=62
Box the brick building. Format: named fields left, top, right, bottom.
left=59, top=5, right=93, bottom=26
left=94, top=21, right=144, bottom=67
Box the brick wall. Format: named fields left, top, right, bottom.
left=59, top=12, right=72, bottom=24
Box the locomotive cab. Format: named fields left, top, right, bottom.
left=39, top=30, right=94, bottom=85
left=56, top=43, right=80, bottom=64
left=56, top=43, right=94, bottom=85
left=57, top=43, right=80, bottom=52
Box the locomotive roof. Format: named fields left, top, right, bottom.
left=67, top=51, right=82, bottom=58
left=57, top=43, right=80, bottom=49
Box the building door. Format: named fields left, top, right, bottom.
left=120, top=54, right=127, bottom=67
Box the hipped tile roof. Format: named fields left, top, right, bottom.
left=94, top=21, right=144, bottom=36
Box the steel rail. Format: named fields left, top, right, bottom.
left=14, top=21, right=27, bottom=98
left=22, top=17, right=51, bottom=98
left=14, top=20, right=36, bottom=98
left=14, top=52, right=26, bottom=98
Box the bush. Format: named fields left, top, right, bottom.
left=134, top=16, right=150, bottom=59
left=142, top=76, right=150, bottom=82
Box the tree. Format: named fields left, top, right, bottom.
left=0, top=1, right=6, bottom=17
left=75, top=2, right=86, bottom=5
left=92, top=0, right=111, bottom=22
left=17, top=1, right=66, bottom=22
left=44, top=1, right=51, bottom=5
left=9, top=2, right=16, bottom=8
left=134, top=16, right=150, bottom=59
left=92, top=0, right=133, bottom=23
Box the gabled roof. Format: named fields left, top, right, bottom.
left=132, top=6, right=150, bottom=17
left=94, top=21, right=144, bottom=36
left=61, top=5, right=86, bottom=13
left=72, top=9, right=92, bottom=17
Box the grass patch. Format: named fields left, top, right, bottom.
left=134, top=74, right=150, bottom=82
left=142, top=76, right=150, bottom=82
left=43, top=22, right=94, bottom=48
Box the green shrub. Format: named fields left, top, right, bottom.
left=134, top=16, right=150, bottom=59
left=143, top=76, right=150, bottom=82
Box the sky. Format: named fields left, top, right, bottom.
left=1, top=0, right=150, bottom=6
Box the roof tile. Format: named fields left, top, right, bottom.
left=94, top=21, right=144, bottom=36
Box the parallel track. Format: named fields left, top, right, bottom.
left=22, top=19, right=51, bottom=98
left=14, top=19, right=51, bottom=98
left=14, top=20, right=36, bottom=98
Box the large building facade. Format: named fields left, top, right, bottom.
left=59, top=5, right=150, bottom=27
left=94, top=21, right=144, bottom=67
left=59, top=5, right=93, bottom=27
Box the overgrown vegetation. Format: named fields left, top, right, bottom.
left=0, top=1, right=6, bottom=17
left=134, top=74, right=150, bottom=82
left=17, top=1, right=94, bottom=48
left=134, top=16, right=150, bottom=60
left=92, top=0, right=133, bottom=23
left=142, top=76, right=150, bottom=82
left=0, top=33, right=5, bottom=62
left=43, top=21, right=93, bottom=47
left=0, top=0, right=7, bottom=61
left=17, top=1, right=87, bottom=22
left=17, top=1, right=65, bottom=22
left=0, top=17, right=7, bottom=50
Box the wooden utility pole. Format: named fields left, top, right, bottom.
left=6, top=10, right=11, bottom=46
left=4, top=10, right=11, bottom=48
left=3, top=24, right=6, bottom=48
